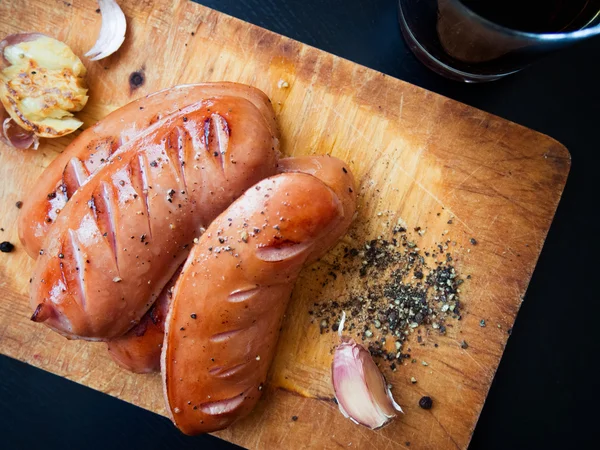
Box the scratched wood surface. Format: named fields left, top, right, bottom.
left=0, top=1, right=570, bottom=449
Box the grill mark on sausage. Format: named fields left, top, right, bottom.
left=68, top=229, right=87, bottom=310
left=131, top=153, right=153, bottom=239
left=208, top=361, right=250, bottom=378
left=255, top=239, right=313, bottom=262
left=94, top=182, right=120, bottom=273
left=165, top=126, right=189, bottom=194
left=39, top=139, right=117, bottom=245
left=204, top=114, right=230, bottom=174
left=199, top=386, right=253, bottom=415
left=178, top=127, right=189, bottom=191
left=227, top=286, right=259, bottom=303
left=62, top=157, right=91, bottom=199
left=209, top=328, right=244, bottom=343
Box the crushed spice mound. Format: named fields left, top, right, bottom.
left=310, top=223, right=467, bottom=370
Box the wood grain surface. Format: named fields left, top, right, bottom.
left=0, top=0, right=570, bottom=449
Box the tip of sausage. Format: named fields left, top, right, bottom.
left=30, top=303, right=50, bottom=322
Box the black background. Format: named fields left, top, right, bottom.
left=1, top=1, right=599, bottom=449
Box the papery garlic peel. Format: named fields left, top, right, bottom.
left=86, top=0, right=127, bottom=61
left=332, top=312, right=403, bottom=429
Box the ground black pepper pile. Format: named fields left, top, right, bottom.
left=310, top=223, right=466, bottom=370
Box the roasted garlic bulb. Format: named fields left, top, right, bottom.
left=0, top=33, right=88, bottom=139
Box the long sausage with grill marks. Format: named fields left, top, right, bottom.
left=29, top=95, right=279, bottom=340
left=162, top=155, right=356, bottom=434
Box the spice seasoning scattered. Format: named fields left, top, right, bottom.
left=311, top=225, right=466, bottom=370
left=15, top=201, right=23, bottom=209
left=419, top=396, right=433, bottom=410
left=291, top=415, right=298, bottom=421
left=0, top=241, right=15, bottom=253
left=480, top=319, right=486, bottom=327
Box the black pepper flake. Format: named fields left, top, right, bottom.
left=47, top=192, right=57, bottom=199
left=470, top=238, right=478, bottom=245
left=291, top=415, right=298, bottom=421
left=419, top=396, right=433, bottom=410
left=58, top=253, right=64, bottom=259
left=190, top=313, right=197, bottom=319
left=461, top=340, right=468, bottom=349
left=0, top=241, right=15, bottom=253
left=15, top=201, right=23, bottom=209
left=150, top=161, right=158, bottom=167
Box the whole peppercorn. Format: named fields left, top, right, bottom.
left=419, top=396, right=433, bottom=410
left=1, top=241, right=15, bottom=253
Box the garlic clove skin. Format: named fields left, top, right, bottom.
left=332, top=338, right=403, bottom=430
left=1, top=108, right=37, bottom=149
left=85, top=0, right=127, bottom=61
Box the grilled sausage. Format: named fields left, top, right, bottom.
left=18, top=83, right=279, bottom=258
left=162, top=156, right=356, bottom=434
left=29, top=95, right=280, bottom=340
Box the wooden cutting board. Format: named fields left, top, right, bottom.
left=0, top=1, right=570, bottom=449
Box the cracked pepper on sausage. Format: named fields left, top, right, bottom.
left=18, top=82, right=279, bottom=258
left=29, top=92, right=280, bottom=340
left=105, top=156, right=356, bottom=374
left=162, top=156, right=357, bottom=434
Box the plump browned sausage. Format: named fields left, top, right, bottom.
left=162, top=156, right=356, bottom=435
left=29, top=95, right=279, bottom=340
left=105, top=156, right=356, bottom=374
left=18, top=83, right=279, bottom=258
left=106, top=266, right=181, bottom=373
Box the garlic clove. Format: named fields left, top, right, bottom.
left=332, top=338, right=403, bottom=429
left=85, top=0, right=127, bottom=61
left=331, top=312, right=402, bottom=430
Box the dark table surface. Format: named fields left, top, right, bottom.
left=1, top=1, right=598, bottom=449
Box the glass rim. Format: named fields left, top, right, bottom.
left=450, top=0, right=600, bottom=41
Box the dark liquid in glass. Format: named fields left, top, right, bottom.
left=398, top=0, right=600, bottom=81
left=460, top=0, right=600, bottom=33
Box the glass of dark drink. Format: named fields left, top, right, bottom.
left=398, top=0, right=600, bottom=82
